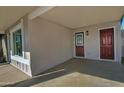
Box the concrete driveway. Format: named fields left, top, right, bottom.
left=4, top=58, right=124, bottom=87
left=0, top=63, right=29, bottom=86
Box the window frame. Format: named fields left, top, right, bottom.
left=13, top=29, right=23, bottom=56
left=10, top=20, right=24, bottom=58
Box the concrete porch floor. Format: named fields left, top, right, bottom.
left=0, top=63, right=30, bottom=86
left=3, top=58, right=124, bottom=87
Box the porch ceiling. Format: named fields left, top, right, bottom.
left=0, top=6, right=37, bottom=32
left=40, top=6, right=124, bottom=29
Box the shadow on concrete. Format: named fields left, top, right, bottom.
left=4, top=67, right=73, bottom=87
left=3, top=58, right=124, bottom=87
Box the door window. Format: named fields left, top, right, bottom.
left=75, top=32, right=84, bottom=46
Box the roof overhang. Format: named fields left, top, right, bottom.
left=38, top=6, right=124, bottom=29
left=0, top=6, right=37, bottom=32
left=28, top=6, right=55, bottom=20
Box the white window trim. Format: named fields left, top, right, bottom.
left=10, top=19, right=30, bottom=65
left=10, top=50, right=30, bottom=65
left=10, top=19, right=24, bottom=58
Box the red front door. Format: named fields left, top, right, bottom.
left=100, top=28, right=114, bottom=59
left=75, top=32, right=84, bottom=57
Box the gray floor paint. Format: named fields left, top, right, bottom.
left=3, top=58, right=124, bottom=87
left=0, top=63, right=29, bottom=86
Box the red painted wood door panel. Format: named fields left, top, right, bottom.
left=100, top=28, right=114, bottom=59
left=76, top=46, right=84, bottom=57
left=75, top=32, right=84, bottom=57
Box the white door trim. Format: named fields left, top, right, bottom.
left=73, top=31, right=86, bottom=59
left=98, top=26, right=116, bottom=62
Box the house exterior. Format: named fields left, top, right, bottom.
left=3, top=6, right=124, bottom=76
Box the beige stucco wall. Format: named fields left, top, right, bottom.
left=29, top=17, right=73, bottom=76
left=73, top=21, right=122, bottom=63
